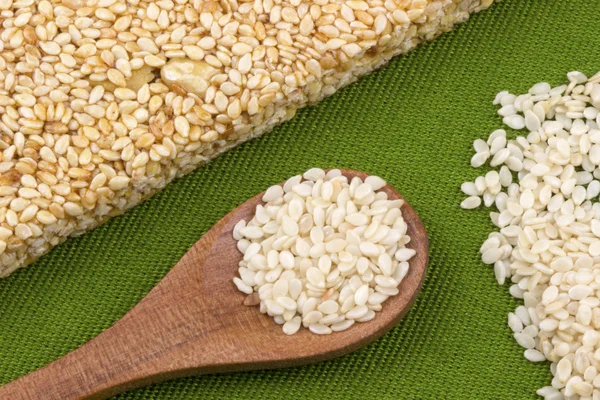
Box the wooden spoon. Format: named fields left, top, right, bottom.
left=0, top=169, right=428, bottom=400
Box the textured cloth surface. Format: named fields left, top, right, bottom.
left=0, top=0, right=598, bottom=399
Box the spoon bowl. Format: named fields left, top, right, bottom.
left=0, top=169, right=428, bottom=400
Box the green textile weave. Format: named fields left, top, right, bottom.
left=1, top=0, right=598, bottom=398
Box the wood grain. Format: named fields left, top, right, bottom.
left=0, top=169, right=428, bottom=400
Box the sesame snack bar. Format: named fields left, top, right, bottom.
left=0, top=0, right=495, bottom=277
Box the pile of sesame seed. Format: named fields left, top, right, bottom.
left=462, top=71, right=600, bottom=400
left=232, top=168, right=414, bottom=335
left=0, top=0, right=494, bottom=277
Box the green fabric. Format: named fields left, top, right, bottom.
left=0, top=0, right=598, bottom=398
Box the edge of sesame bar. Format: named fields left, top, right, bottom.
left=1, top=0, right=497, bottom=278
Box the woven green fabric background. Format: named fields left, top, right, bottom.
left=0, top=0, right=598, bottom=398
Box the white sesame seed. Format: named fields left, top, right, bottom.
left=503, top=115, right=526, bottom=130
left=460, top=196, right=481, bottom=209
left=365, top=175, right=387, bottom=191
left=308, top=323, right=332, bottom=335
left=282, top=317, right=302, bottom=335
left=524, top=349, right=546, bottom=363
left=471, top=152, right=490, bottom=168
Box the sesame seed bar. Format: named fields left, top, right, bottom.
left=0, top=0, right=496, bottom=277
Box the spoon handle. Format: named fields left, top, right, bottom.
left=0, top=232, right=221, bottom=400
